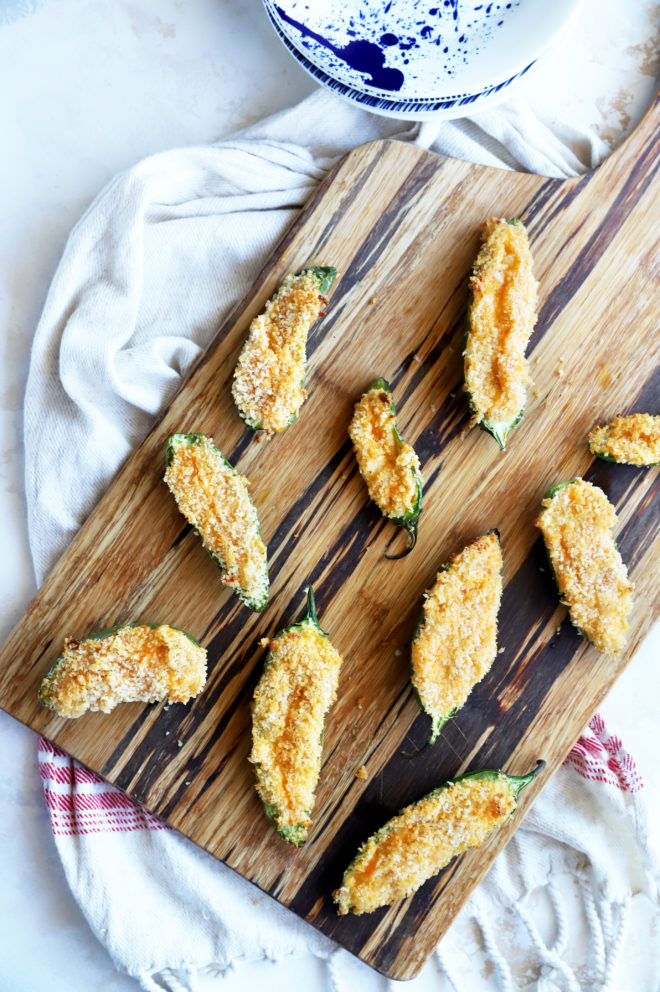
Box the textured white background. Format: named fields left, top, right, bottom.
left=0, top=1, right=658, bottom=989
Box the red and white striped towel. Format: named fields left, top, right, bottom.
left=563, top=713, right=643, bottom=793
left=37, top=715, right=642, bottom=840
left=39, top=737, right=166, bottom=836
left=38, top=715, right=657, bottom=992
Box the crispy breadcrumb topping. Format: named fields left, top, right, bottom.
left=464, top=218, right=538, bottom=436
left=537, top=479, right=632, bottom=653
left=588, top=413, right=660, bottom=466
left=39, top=625, right=207, bottom=718
left=412, top=532, right=502, bottom=729
left=349, top=387, right=420, bottom=520
left=164, top=435, right=267, bottom=608
left=250, top=622, right=342, bottom=840
left=334, top=775, right=516, bottom=914
left=232, top=271, right=327, bottom=433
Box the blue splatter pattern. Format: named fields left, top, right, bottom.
left=0, top=0, right=46, bottom=27
left=271, top=0, right=520, bottom=98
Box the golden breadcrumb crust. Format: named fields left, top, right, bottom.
left=232, top=272, right=327, bottom=433
left=348, top=386, right=420, bottom=520
left=250, top=623, right=342, bottom=839
left=334, top=775, right=516, bottom=915
left=536, top=479, right=632, bottom=653
left=464, top=218, right=538, bottom=433
left=164, top=436, right=267, bottom=606
left=39, top=625, right=207, bottom=718
left=412, top=532, right=502, bottom=726
left=588, top=413, right=660, bottom=466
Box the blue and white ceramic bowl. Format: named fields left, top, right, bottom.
left=263, top=0, right=581, bottom=119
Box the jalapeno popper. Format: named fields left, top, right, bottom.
left=536, top=479, right=632, bottom=653
left=587, top=413, right=660, bottom=466
left=164, top=433, right=269, bottom=611
left=464, top=218, right=538, bottom=448
left=333, top=762, right=544, bottom=915
left=232, top=266, right=337, bottom=434
left=38, top=623, right=207, bottom=718
left=250, top=587, right=342, bottom=846
left=411, top=530, right=503, bottom=743
left=349, top=378, right=422, bottom=557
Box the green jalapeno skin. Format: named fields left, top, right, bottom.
left=537, top=478, right=632, bottom=653
left=334, top=761, right=545, bottom=914
left=350, top=377, right=422, bottom=559
left=165, top=433, right=269, bottom=612
left=38, top=623, right=205, bottom=715
left=587, top=414, right=660, bottom=466
left=409, top=530, right=502, bottom=745
left=464, top=218, right=537, bottom=450
left=232, top=266, right=338, bottom=432
left=250, top=587, right=342, bottom=846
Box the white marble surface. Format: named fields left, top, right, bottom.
left=0, top=1, right=658, bottom=989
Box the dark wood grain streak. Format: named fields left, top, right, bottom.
left=535, top=126, right=660, bottom=342
left=0, top=92, right=659, bottom=980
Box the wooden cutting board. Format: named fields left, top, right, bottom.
left=1, top=93, right=659, bottom=980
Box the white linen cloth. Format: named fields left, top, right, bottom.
left=25, top=89, right=657, bottom=991
left=37, top=718, right=657, bottom=992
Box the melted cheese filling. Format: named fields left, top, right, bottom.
left=464, top=218, right=538, bottom=431
left=165, top=436, right=267, bottom=606
left=588, top=413, right=660, bottom=466
left=251, top=623, right=342, bottom=837
left=232, top=271, right=326, bottom=433
left=40, top=625, right=207, bottom=718
left=334, top=776, right=515, bottom=915
left=537, top=479, right=632, bottom=653
left=412, top=532, right=502, bottom=725
left=349, top=387, right=420, bottom=520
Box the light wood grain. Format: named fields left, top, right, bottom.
left=1, top=93, right=659, bottom=979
